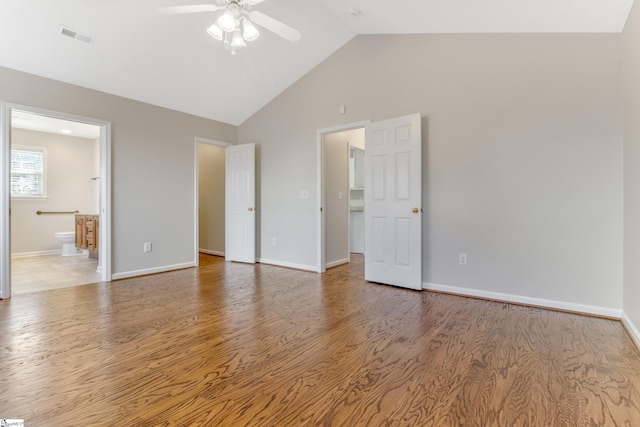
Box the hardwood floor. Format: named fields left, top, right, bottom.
left=1, top=254, right=639, bottom=426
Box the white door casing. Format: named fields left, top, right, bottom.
left=364, top=113, right=422, bottom=290
left=225, top=143, right=256, bottom=263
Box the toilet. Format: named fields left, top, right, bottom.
left=54, top=231, right=84, bottom=256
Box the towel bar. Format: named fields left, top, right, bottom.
left=36, top=210, right=80, bottom=215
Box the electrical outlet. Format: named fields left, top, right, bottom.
left=271, top=237, right=277, bottom=246
left=144, top=242, right=152, bottom=253
left=459, top=253, right=467, bottom=265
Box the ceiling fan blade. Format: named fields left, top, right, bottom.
left=157, top=4, right=222, bottom=15
left=244, top=0, right=267, bottom=5
left=249, top=11, right=301, bottom=42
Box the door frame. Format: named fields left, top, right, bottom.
left=0, top=102, right=112, bottom=299
left=193, top=137, right=232, bottom=267
left=316, top=120, right=370, bottom=273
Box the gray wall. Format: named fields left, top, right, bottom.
left=239, top=33, right=623, bottom=313
left=623, top=1, right=640, bottom=335
left=198, top=143, right=225, bottom=255
left=1, top=66, right=237, bottom=276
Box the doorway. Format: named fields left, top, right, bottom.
left=194, top=137, right=231, bottom=265
left=316, top=120, right=369, bottom=273
left=317, top=113, right=423, bottom=289
left=0, top=103, right=112, bottom=299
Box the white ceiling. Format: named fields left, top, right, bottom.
left=11, top=110, right=101, bottom=139
left=0, top=0, right=634, bottom=126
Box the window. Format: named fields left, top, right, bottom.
left=11, top=145, right=47, bottom=198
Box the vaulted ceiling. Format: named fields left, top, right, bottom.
left=0, top=0, right=634, bottom=125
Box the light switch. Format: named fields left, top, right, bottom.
left=300, top=190, right=310, bottom=199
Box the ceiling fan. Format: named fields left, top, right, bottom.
left=157, top=0, right=301, bottom=55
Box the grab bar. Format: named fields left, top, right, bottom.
left=36, top=210, right=80, bottom=215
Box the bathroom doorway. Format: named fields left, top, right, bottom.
left=0, top=103, right=112, bottom=299
left=195, top=138, right=231, bottom=264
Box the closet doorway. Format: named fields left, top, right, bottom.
left=194, top=138, right=231, bottom=264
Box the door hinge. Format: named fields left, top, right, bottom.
left=320, top=207, right=323, bottom=212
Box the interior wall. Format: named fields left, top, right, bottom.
left=10, top=128, right=96, bottom=255
left=623, top=0, right=640, bottom=337
left=324, top=132, right=349, bottom=266
left=238, top=33, right=624, bottom=313
left=198, top=143, right=225, bottom=256
left=1, top=66, right=237, bottom=276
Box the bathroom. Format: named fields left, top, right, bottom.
left=10, top=112, right=101, bottom=295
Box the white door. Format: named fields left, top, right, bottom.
left=225, top=143, right=256, bottom=263
left=364, top=113, right=422, bottom=290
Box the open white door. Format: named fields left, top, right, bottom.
left=364, top=113, right=422, bottom=290
left=225, top=143, right=256, bottom=263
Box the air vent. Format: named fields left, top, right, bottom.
left=59, top=25, right=94, bottom=45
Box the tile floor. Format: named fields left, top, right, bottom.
left=11, top=254, right=101, bottom=296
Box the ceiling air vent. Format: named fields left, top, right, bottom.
left=59, top=25, right=94, bottom=45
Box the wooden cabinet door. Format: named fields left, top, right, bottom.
left=75, top=216, right=86, bottom=249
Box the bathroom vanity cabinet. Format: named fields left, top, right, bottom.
left=75, top=214, right=99, bottom=260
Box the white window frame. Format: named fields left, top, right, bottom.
left=10, top=144, right=48, bottom=200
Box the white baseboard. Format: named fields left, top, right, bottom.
left=423, top=282, right=622, bottom=319
left=112, top=262, right=195, bottom=280
left=199, top=249, right=225, bottom=257
left=11, top=249, right=61, bottom=258
left=258, top=258, right=318, bottom=272
left=326, top=258, right=349, bottom=269
left=622, top=311, right=640, bottom=349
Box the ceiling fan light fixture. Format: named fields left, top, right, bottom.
left=206, top=23, right=223, bottom=41
left=242, top=18, right=259, bottom=41
left=217, top=11, right=236, bottom=32
left=230, top=30, right=246, bottom=47
left=160, top=0, right=301, bottom=54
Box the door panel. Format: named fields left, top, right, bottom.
left=225, top=143, right=255, bottom=263
left=364, top=113, right=422, bottom=290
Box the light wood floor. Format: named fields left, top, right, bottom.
left=10, top=254, right=100, bottom=296
left=1, top=254, right=639, bottom=426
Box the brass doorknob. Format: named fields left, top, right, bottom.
left=248, top=207, right=254, bottom=212
left=412, top=208, right=419, bottom=213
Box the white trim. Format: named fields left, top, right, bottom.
left=326, top=258, right=349, bottom=269
left=111, top=262, right=195, bottom=280
left=194, top=137, right=232, bottom=268
left=316, top=120, right=370, bottom=274
left=11, top=249, right=62, bottom=258
left=622, top=311, right=640, bottom=349
left=11, top=196, right=50, bottom=201
left=0, top=103, right=10, bottom=299
left=0, top=102, right=112, bottom=299
left=199, top=249, right=225, bottom=257
left=423, top=282, right=622, bottom=319
left=258, top=258, right=318, bottom=272
left=99, top=120, right=112, bottom=283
